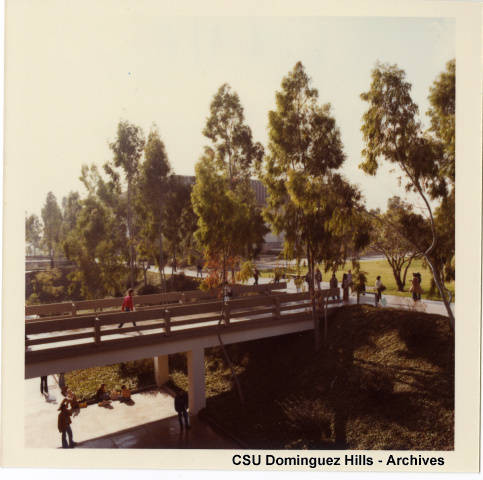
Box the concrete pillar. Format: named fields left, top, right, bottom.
left=153, top=355, right=169, bottom=386
left=187, top=347, right=206, bottom=415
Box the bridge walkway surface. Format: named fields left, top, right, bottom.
left=25, top=376, right=239, bottom=449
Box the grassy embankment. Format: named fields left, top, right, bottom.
left=261, top=258, right=455, bottom=302
left=172, top=305, right=454, bottom=450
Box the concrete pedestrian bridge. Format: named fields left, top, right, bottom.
left=25, top=283, right=341, bottom=415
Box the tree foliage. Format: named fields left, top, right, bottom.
left=137, top=127, right=171, bottom=286
left=262, top=62, right=369, bottom=349
left=105, top=120, right=145, bottom=287
left=63, top=196, right=128, bottom=299
left=370, top=197, right=420, bottom=291
left=360, top=61, right=455, bottom=326
left=25, top=213, right=42, bottom=255
left=263, top=62, right=368, bottom=276
left=41, top=192, right=63, bottom=265
left=193, top=84, right=267, bottom=284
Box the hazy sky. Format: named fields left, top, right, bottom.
left=10, top=7, right=454, bottom=217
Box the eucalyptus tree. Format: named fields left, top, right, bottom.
left=360, top=61, right=455, bottom=327
left=370, top=197, right=420, bottom=291
left=41, top=192, right=63, bottom=267
left=61, top=191, right=82, bottom=242
left=192, top=148, right=266, bottom=284
left=193, top=84, right=266, bottom=285
left=262, top=62, right=367, bottom=349
left=63, top=195, right=127, bottom=299
left=137, top=126, right=171, bottom=287
left=163, top=175, right=198, bottom=274
left=105, top=121, right=145, bottom=287
left=25, top=213, right=42, bottom=256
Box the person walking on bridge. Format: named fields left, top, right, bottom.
left=315, top=268, right=322, bottom=291
left=118, top=288, right=136, bottom=329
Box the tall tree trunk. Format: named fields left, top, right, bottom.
left=402, top=255, right=415, bottom=289
left=425, top=256, right=454, bottom=329
left=127, top=180, right=134, bottom=288
left=307, top=245, right=319, bottom=351
left=158, top=203, right=165, bottom=290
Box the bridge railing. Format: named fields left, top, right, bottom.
left=25, top=282, right=288, bottom=320
left=24, top=289, right=345, bottom=363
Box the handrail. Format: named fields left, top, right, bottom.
left=25, top=282, right=288, bottom=319
left=25, top=291, right=315, bottom=358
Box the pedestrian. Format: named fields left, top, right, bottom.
left=174, top=391, right=190, bottom=430
left=68, top=389, right=80, bottom=417
left=118, top=288, right=136, bottom=329
left=416, top=272, right=422, bottom=300
left=96, top=384, right=112, bottom=407
left=315, top=268, right=322, bottom=291
left=347, top=269, right=353, bottom=294
left=197, top=262, right=203, bottom=278
left=410, top=273, right=423, bottom=301
left=342, top=273, right=349, bottom=302
left=119, top=385, right=132, bottom=404
left=329, top=273, right=339, bottom=300
left=58, top=400, right=75, bottom=448
left=304, top=271, right=312, bottom=291
left=375, top=275, right=385, bottom=304
left=253, top=268, right=260, bottom=286
left=40, top=375, right=48, bottom=395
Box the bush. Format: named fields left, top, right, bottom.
left=136, top=284, right=162, bottom=295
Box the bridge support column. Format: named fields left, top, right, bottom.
left=154, top=355, right=169, bottom=386
left=187, top=347, right=205, bottom=415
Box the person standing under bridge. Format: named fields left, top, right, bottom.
left=118, top=288, right=136, bottom=328
left=58, top=400, right=75, bottom=448
left=174, top=391, right=190, bottom=430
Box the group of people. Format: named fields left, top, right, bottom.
left=96, top=383, right=133, bottom=407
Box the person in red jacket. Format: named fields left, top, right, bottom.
left=118, top=288, right=136, bottom=328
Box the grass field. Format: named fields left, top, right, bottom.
left=261, top=258, right=454, bottom=302
left=171, top=305, right=454, bottom=450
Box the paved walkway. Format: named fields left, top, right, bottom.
left=25, top=377, right=239, bottom=449
left=152, top=265, right=453, bottom=318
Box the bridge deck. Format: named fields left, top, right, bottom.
left=25, top=290, right=341, bottom=378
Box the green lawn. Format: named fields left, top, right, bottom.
left=261, top=258, right=454, bottom=302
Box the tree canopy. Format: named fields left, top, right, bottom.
left=360, top=61, right=455, bottom=327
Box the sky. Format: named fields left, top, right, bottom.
left=9, top=6, right=455, bottom=217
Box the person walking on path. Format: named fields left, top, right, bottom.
left=315, top=268, right=322, bottom=291
left=347, top=270, right=353, bottom=295
left=40, top=375, right=48, bottom=395
left=375, top=276, right=385, bottom=304
left=415, top=272, right=422, bottom=300
left=410, top=273, right=423, bottom=301
left=58, top=400, right=75, bottom=448
left=174, top=391, right=190, bottom=430
left=253, top=268, right=260, bottom=286
left=196, top=262, right=203, bottom=278
left=329, top=273, right=339, bottom=300
left=342, top=273, right=349, bottom=302
left=118, top=288, right=136, bottom=329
